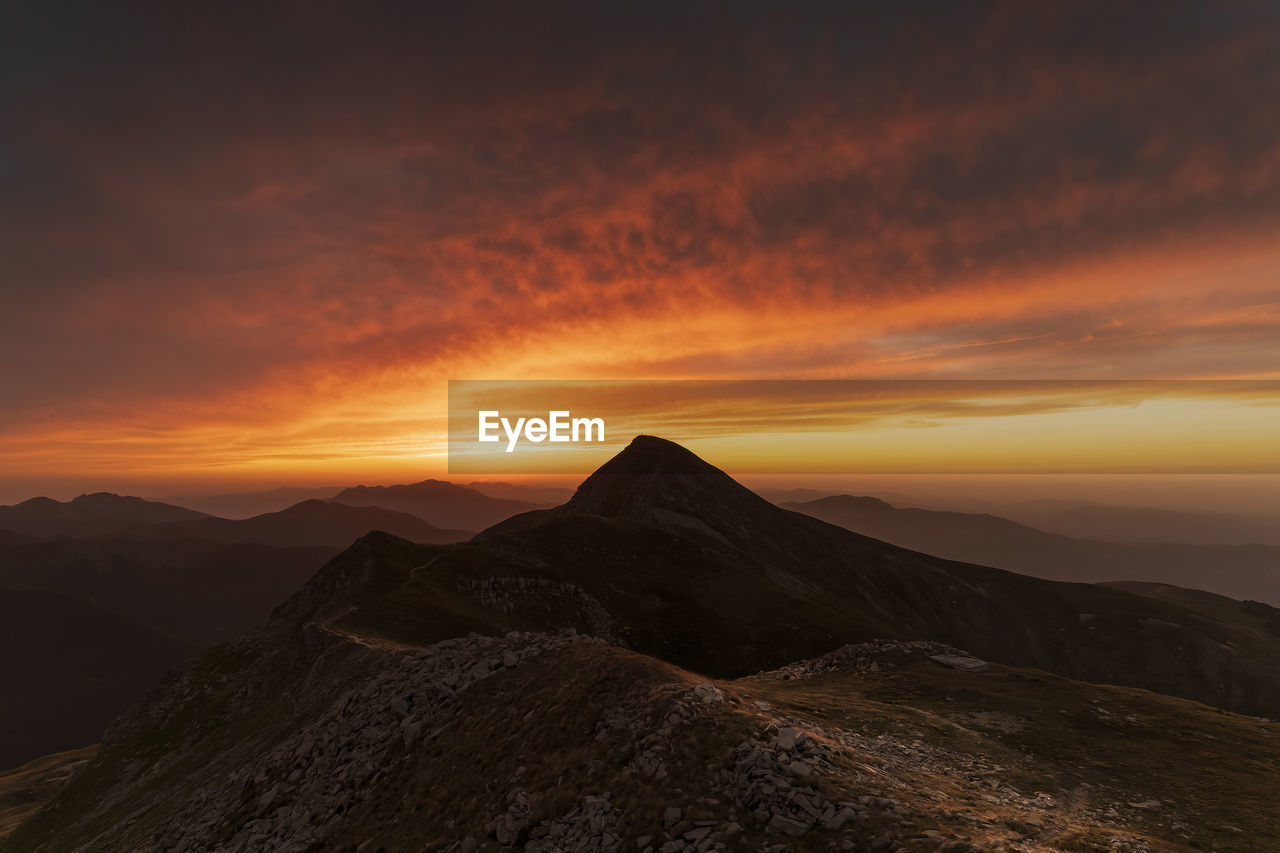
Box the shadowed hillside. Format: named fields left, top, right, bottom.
left=0, top=538, right=333, bottom=646
left=0, top=588, right=192, bottom=770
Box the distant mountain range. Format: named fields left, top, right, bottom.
left=838, top=494, right=1280, bottom=547
left=1014, top=502, right=1280, bottom=546
left=0, top=493, right=206, bottom=539
left=783, top=495, right=1280, bottom=606
left=157, top=481, right=563, bottom=521
left=8, top=436, right=1278, bottom=852
left=140, top=499, right=471, bottom=548
left=464, top=481, right=576, bottom=505
left=330, top=479, right=546, bottom=530
left=158, top=486, right=344, bottom=520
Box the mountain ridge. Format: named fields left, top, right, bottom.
left=141, top=499, right=472, bottom=548
left=0, top=493, right=208, bottom=540
left=332, top=479, right=545, bottom=531
left=786, top=494, right=1280, bottom=606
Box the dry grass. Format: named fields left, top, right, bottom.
left=0, top=747, right=97, bottom=840
left=741, top=655, right=1280, bottom=852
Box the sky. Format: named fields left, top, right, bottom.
left=2, top=1, right=1279, bottom=498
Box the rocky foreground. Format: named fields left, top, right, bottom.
left=5, top=623, right=1275, bottom=852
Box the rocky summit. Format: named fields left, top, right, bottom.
left=4, top=438, right=1279, bottom=852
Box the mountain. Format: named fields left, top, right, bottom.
left=465, top=481, right=577, bottom=505
left=783, top=495, right=1280, bottom=606
left=331, top=479, right=544, bottom=530
left=1016, top=503, right=1280, bottom=546
left=751, top=486, right=842, bottom=503
left=156, top=486, right=344, bottom=520
left=322, top=438, right=1279, bottom=716
left=0, top=493, right=207, bottom=540
left=141, top=499, right=472, bottom=548
left=0, top=537, right=334, bottom=646
left=0, top=587, right=192, bottom=770
left=8, top=437, right=1280, bottom=851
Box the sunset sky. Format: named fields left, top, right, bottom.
left=3, top=2, right=1279, bottom=499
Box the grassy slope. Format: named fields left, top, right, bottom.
left=0, top=747, right=96, bottom=841
left=743, top=656, right=1279, bottom=852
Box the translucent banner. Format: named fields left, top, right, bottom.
left=447, top=379, right=1280, bottom=475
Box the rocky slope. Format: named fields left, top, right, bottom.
left=7, top=628, right=1275, bottom=852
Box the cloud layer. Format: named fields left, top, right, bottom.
left=3, top=1, right=1279, bottom=478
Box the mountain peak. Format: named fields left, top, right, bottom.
left=557, top=436, right=777, bottom=528
left=71, top=492, right=138, bottom=506
left=593, top=434, right=713, bottom=474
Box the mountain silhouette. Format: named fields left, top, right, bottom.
left=142, top=499, right=472, bottom=548
left=0, top=493, right=207, bottom=540
left=331, top=479, right=545, bottom=530
left=786, top=494, right=1280, bottom=606
left=156, top=486, right=345, bottom=520
left=1025, top=503, right=1280, bottom=546
left=464, top=480, right=576, bottom=505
